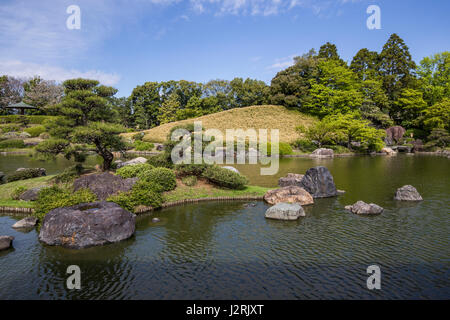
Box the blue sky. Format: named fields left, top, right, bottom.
left=0, top=0, right=449, bottom=96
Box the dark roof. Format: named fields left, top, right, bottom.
left=5, top=101, right=37, bottom=109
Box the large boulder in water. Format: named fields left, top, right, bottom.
left=300, top=166, right=337, bottom=198
left=385, top=126, right=406, bottom=145
left=264, top=185, right=313, bottom=205
left=278, top=173, right=304, bottom=187
left=394, top=185, right=423, bottom=201
left=0, top=236, right=14, bottom=251
left=345, top=201, right=383, bottom=215
left=39, top=201, right=135, bottom=249
left=265, top=202, right=305, bottom=220
left=73, top=172, right=137, bottom=201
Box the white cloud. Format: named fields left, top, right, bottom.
left=0, top=60, right=121, bottom=86
left=267, top=54, right=296, bottom=69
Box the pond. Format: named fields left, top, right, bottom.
left=0, top=154, right=449, bottom=299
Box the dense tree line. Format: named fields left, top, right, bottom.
left=1, top=33, right=448, bottom=143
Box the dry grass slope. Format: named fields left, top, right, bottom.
left=124, top=105, right=316, bottom=143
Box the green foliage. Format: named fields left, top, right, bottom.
left=11, top=186, right=27, bottom=200
left=7, top=168, right=45, bottom=182
left=34, top=186, right=97, bottom=221
left=174, top=163, right=211, bottom=177
left=116, top=163, right=154, bottom=178
left=181, top=175, right=197, bottom=187
left=202, top=166, right=249, bottom=190
left=132, top=132, right=144, bottom=141
left=1, top=124, right=20, bottom=133
left=0, top=139, right=25, bottom=149
left=0, top=115, right=58, bottom=125
left=54, top=164, right=85, bottom=183
left=137, top=167, right=176, bottom=191
left=292, top=139, right=317, bottom=152
left=107, top=180, right=163, bottom=213
left=146, top=153, right=173, bottom=168
left=24, top=125, right=46, bottom=137
left=263, top=142, right=293, bottom=156
left=134, top=140, right=154, bottom=151
left=417, top=52, right=449, bottom=106
left=424, top=129, right=450, bottom=150
left=420, top=98, right=450, bottom=131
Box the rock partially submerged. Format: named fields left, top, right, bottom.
left=278, top=173, right=304, bottom=188
left=300, top=166, right=337, bottom=198
left=394, top=185, right=423, bottom=201
left=264, top=185, right=314, bottom=206
left=0, top=236, right=14, bottom=251
left=345, top=201, right=383, bottom=215
left=12, top=217, right=38, bottom=229
left=39, top=201, right=136, bottom=249
left=116, top=157, right=148, bottom=168
left=381, top=147, right=396, bottom=155
left=19, top=186, right=45, bottom=201
left=73, top=172, right=137, bottom=200
left=265, top=202, right=305, bottom=220
left=311, top=148, right=334, bottom=158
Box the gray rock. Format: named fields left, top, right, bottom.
left=73, top=172, right=138, bottom=201
left=155, top=143, right=164, bottom=151
left=12, top=217, right=38, bottom=229
left=152, top=218, right=160, bottom=223
left=345, top=201, right=383, bottom=215
left=337, top=189, right=346, bottom=195
left=0, top=172, right=5, bottom=184
left=222, top=166, right=240, bottom=174
left=311, top=148, right=334, bottom=158
left=39, top=201, right=136, bottom=249
left=394, top=185, right=423, bottom=201
left=0, top=236, right=14, bottom=251
left=278, top=173, right=304, bottom=187
left=300, top=166, right=337, bottom=198
left=19, top=186, right=45, bottom=201
left=264, top=185, right=314, bottom=205
left=116, top=157, right=148, bottom=168
left=265, top=202, right=305, bottom=220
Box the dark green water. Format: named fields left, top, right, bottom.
left=0, top=155, right=449, bottom=299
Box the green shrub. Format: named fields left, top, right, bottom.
left=1, top=124, right=21, bottom=133
left=292, top=139, right=317, bottom=152
left=0, top=139, right=25, bottom=149
left=263, top=142, right=293, bottom=156
left=39, top=132, right=50, bottom=139
left=134, top=140, right=154, bottom=151
left=0, top=115, right=59, bottom=125
left=182, top=175, right=197, bottom=187
left=24, top=125, right=46, bottom=137
left=7, top=168, right=45, bottom=182
left=137, top=167, right=176, bottom=191
left=12, top=186, right=28, bottom=200
left=107, top=180, right=163, bottom=213
left=146, top=153, right=173, bottom=168
left=174, top=163, right=211, bottom=177
left=132, top=132, right=144, bottom=141
left=424, top=128, right=450, bottom=150
left=202, top=166, right=248, bottom=190
left=115, top=163, right=154, bottom=178
left=54, top=164, right=84, bottom=183
left=34, top=186, right=97, bottom=221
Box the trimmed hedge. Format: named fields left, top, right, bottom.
left=146, top=153, right=173, bottom=168
left=202, top=166, right=248, bottom=190
left=134, top=140, right=154, bottom=151
left=137, top=167, right=176, bottom=191
left=34, top=186, right=97, bottom=221
left=0, top=139, right=25, bottom=149
left=174, top=163, right=211, bottom=177
left=24, top=125, right=46, bottom=137
left=0, top=115, right=59, bottom=125
left=181, top=175, right=197, bottom=187
left=7, top=168, right=45, bottom=182
left=116, top=163, right=154, bottom=178
left=107, top=180, right=163, bottom=213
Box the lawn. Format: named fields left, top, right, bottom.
left=123, top=105, right=317, bottom=144
left=0, top=175, right=55, bottom=208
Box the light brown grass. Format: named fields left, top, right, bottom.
left=123, top=105, right=316, bottom=143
